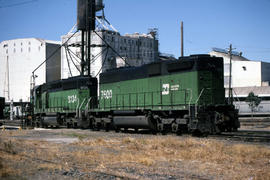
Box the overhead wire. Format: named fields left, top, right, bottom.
left=66, top=47, right=79, bottom=66
left=94, top=31, right=131, bottom=67
left=90, top=46, right=108, bottom=64
left=66, top=46, right=81, bottom=73
left=95, top=47, right=109, bottom=77
left=0, top=0, right=38, bottom=8
left=67, top=46, right=106, bottom=65
left=64, top=45, right=73, bottom=77
left=65, top=44, right=110, bottom=76
left=66, top=48, right=81, bottom=64
left=32, top=30, right=78, bottom=75
left=83, top=46, right=109, bottom=74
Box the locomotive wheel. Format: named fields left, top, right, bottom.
left=115, top=127, right=120, bottom=133
left=176, top=130, right=182, bottom=136
left=105, top=123, right=110, bottom=132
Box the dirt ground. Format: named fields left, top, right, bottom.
left=0, top=128, right=270, bottom=180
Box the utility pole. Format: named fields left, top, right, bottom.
left=4, top=56, right=10, bottom=101
left=181, top=21, right=184, bottom=57
left=228, top=44, right=234, bottom=105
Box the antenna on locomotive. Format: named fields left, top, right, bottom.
left=77, top=0, right=97, bottom=77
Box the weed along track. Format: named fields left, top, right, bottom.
left=1, top=129, right=270, bottom=179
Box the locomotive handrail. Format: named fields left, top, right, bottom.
left=196, top=88, right=205, bottom=105
left=85, top=97, right=92, bottom=111
left=75, top=99, right=80, bottom=117
left=187, top=88, right=193, bottom=106
left=195, top=88, right=211, bottom=105
left=79, top=98, right=86, bottom=111
left=78, top=98, right=86, bottom=119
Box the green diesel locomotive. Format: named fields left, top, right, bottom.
left=32, top=55, right=239, bottom=134
left=32, top=76, right=97, bottom=128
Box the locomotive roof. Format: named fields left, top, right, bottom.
left=35, top=76, right=97, bottom=93
left=100, top=54, right=223, bottom=84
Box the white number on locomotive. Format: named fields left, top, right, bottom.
left=68, top=95, right=77, bottom=104
left=101, top=90, right=112, bottom=99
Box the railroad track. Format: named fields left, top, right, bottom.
left=210, top=130, right=270, bottom=144
left=239, top=117, right=270, bottom=128
left=0, top=119, right=24, bottom=127
left=1, top=119, right=270, bottom=145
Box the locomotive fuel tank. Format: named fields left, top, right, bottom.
left=113, top=116, right=153, bottom=129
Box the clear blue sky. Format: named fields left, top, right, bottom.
left=0, top=0, right=270, bottom=62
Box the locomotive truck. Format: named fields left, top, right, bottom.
left=31, top=54, right=240, bottom=135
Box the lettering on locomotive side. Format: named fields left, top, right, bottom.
left=171, top=84, right=180, bottom=91
left=162, top=84, right=180, bottom=95
left=101, top=90, right=112, bottom=99
left=68, top=95, right=77, bottom=104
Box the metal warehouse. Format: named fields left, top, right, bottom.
left=0, top=38, right=61, bottom=102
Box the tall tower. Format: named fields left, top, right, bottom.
left=77, top=0, right=98, bottom=76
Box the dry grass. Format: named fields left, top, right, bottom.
left=0, top=157, right=13, bottom=177
left=0, top=135, right=67, bottom=178
left=70, top=136, right=270, bottom=179
left=0, top=129, right=29, bottom=137
left=0, top=131, right=270, bottom=179
left=38, top=163, right=64, bottom=171
left=61, top=132, right=89, bottom=140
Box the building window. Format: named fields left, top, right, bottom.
left=14, top=43, right=16, bottom=47
left=21, top=42, right=23, bottom=46
left=14, top=49, right=16, bottom=53
left=21, top=48, right=23, bottom=53
left=6, top=49, right=8, bottom=54
left=28, top=47, right=31, bottom=52
left=28, top=42, right=31, bottom=45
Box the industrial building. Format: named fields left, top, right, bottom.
left=61, top=29, right=159, bottom=80
left=0, top=38, right=61, bottom=102
left=210, top=48, right=270, bottom=115
left=210, top=48, right=270, bottom=88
